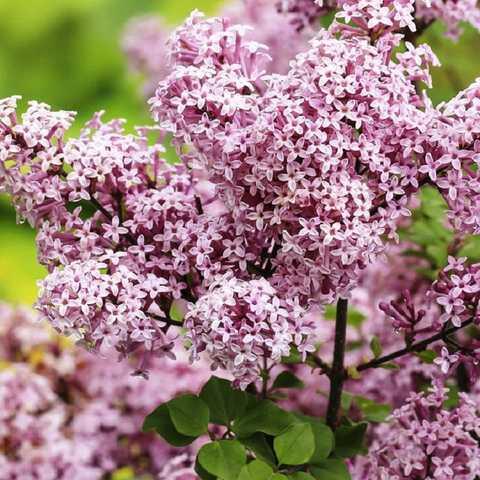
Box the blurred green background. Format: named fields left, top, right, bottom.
left=0, top=0, right=478, bottom=304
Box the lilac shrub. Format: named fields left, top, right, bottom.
left=2, top=0, right=480, bottom=478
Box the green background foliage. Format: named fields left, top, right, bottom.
left=0, top=0, right=479, bottom=304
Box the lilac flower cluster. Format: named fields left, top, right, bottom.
left=186, top=275, right=314, bottom=388
left=276, top=0, right=336, bottom=30
left=0, top=303, right=208, bottom=479
left=430, top=256, right=480, bottom=328
left=355, top=383, right=480, bottom=479
left=428, top=79, right=480, bottom=235
left=152, top=8, right=439, bottom=307
left=123, top=0, right=311, bottom=96
left=278, top=0, right=480, bottom=37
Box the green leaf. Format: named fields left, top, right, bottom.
left=272, top=371, right=305, bottom=389
left=309, top=421, right=334, bottom=463
left=361, top=403, right=391, bottom=423
left=167, top=394, right=209, bottom=437
left=369, top=336, right=382, bottom=359
left=324, top=306, right=366, bottom=328
left=288, top=473, right=315, bottom=480
left=353, top=396, right=391, bottom=423
left=233, top=400, right=296, bottom=438
left=195, top=458, right=216, bottom=480
left=274, top=423, right=315, bottom=466
left=198, top=440, right=247, bottom=480
left=238, top=460, right=274, bottom=480
left=281, top=347, right=303, bottom=365
left=200, top=376, right=248, bottom=426
left=416, top=350, right=437, bottom=364
left=240, top=433, right=277, bottom=467
left=340, top=392, right=354, bottom=413
left=142, top=404, right=197, bottom=446
left=270, top=475, right=288, bottom=480
left=379, top=362, right=399, bottom=370
left=334, top=423, right=368, bottom=458
left=310, top=459, right=351, bottom=480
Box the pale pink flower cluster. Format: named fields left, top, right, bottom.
left=151, top=9, right=438, bottom=307
left=123, top=0, right=311, bottom=96
left=430, top=256, right=480, bottom=328
left=354, top=383, right=480, bottom=479
left=0, top=304, right=208, bottom=479
left=427, top=79, right=480, bottom=235
left=186, top=275, right=314, bottom=388
left=279, top=0, right=480, bottom=37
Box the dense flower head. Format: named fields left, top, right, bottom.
left=430, top=256, right=480, bottom=328
left=151, top=7, right=441, bottom=306
left=280, top=0, right=480, bottom=38
left=0, top=303, right=210, bottom=479
left=123, top=0, right=311, bottom=96
left=426, top=79, right=480, bottom=235
left=186, top=275, right=315, bottom=388
left=355, top=383, right=480, bottom=479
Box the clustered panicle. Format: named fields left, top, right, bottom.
left=354, top=383, right=480, bottom=479
left=3, top=0, right=480, bottom=388
left=123, top=0, right=311, bottom=97
left=427, top=79, right=480, bottom=235
left=151, top=7, right=440, bottom=309
left=0, top=304, right=208, bottom=479
left=123, top=0, right=480, bottom=97
left=430, top=256, right=480, bottom=328
left=186, top=275, right=314, bottom=388
left=279, top=0, right=480, bottom=38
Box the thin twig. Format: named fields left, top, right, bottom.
left=356, top=317, right=475, bottom=372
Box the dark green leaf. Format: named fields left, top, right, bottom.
left=309, top=421, right=334, bottom=463
left=272, top=371, right=305, bottom=390
left=334, top=423, right=368, bottom=458
left=142, top=404, right=197, bottom=446
left=369, top=336, right=382, bottom=359
left=288, top=473, right=315, bottom=480
left=198, top=440, right=247, bottom=480
left=274, top=423, right=315, bottom=465
left=195, top=458, right=216, bottom=480
left=238, top=460, right=273, bottom=480
left=233, top=400, right=296, bottom=438
left=240, top=433, right=277, bottom=467
left=310, top=459, right=351, bottom=480
left=200, top=376, right=248, bottom=426
left=167, top=394, right=209, bottom=437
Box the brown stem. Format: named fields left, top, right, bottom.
left=357, top=317, right=475, bottom=372
left=326, top=298, right=349, bottom=430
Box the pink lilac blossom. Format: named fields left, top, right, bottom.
left=430, top=256, right=480, bottom=328
left=0, top=303, right=210, bottom=479
left=123, top=0, right=311, bottom=96
left=186, top=274, right=315, bottom=388
left=151, top=8, right=438, bottom=308
left=353, top=382, right=480, bottom=480
left=278, top=0, right=480, bottom=38
left=427, top=80, right=480, bottom=236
